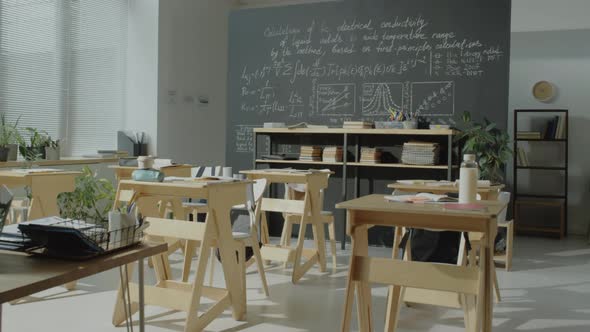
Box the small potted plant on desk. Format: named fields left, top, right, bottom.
left=17, top=127, right=50, bottom=161
left=0, top=114, right=19, bottom=162
left=45, top=137, right=61, bottom=161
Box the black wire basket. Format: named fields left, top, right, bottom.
left=19, top=219, right=148, bottom=260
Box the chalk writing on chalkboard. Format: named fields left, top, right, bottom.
left=361, top=82, right=404, bottom=116
left=316, top=83, right=356, bottom=116
left=411, top=81, right=455, bottom=116
left=235, top=125, right=257, bottom=153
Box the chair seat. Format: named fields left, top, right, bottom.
left=232, top=231, right=250, bottom=240
left=321, top=211, right=332, bottom=216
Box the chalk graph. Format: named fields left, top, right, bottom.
left=410, top=81, right=455, bottom=116
left=361, top=82, right=403, bottom=115
left=316, top=83, right=356, bottom=116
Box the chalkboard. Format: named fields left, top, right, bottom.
left=226, top=0, right=511, bottom=170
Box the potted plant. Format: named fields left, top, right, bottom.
left=456, top=111, right=512, bottom=183
left=0, top=113, right=20, bottom=162
left=17, top=127, right=50, bottom=161
left=45, top=137, right=61, bottom=160
left=57, top=166, right=116, bottom=224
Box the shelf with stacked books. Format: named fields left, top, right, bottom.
left=253, top=126, right=459, bottom=250
left=513, top=109, right=568, bottom=238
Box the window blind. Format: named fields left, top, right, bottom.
left=68, top=0, right=127, bottom=155
left=0, top=0, right=64, bottom=140
left=0, top=0, right=127, bottom=156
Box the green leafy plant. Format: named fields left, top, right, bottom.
left=0, top=113, right=19, bottom=147
left=47, top=136, right=60, bottom=148
left=58, top=166, right=116, bottom=223
left=457, top=111, right=512, bottom=183
left=16, top=127, right=50, bottom=160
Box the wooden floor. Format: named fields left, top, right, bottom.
left=4, top=236, right=590, bottom=332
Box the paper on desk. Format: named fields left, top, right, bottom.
left=11, top=168, right=66, bottom=174
left=396, top=179, right=439, bottom=185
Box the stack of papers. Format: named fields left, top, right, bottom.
left=360, top=147, right=382, bottom=164
left=385, top=193, right=458, bottom=203
left=299, top=146, right=323, bottom=161
left=343, top=121, right=373, bottom=129
left=11, top=168, right=66, bottom=174
left=322, top=146, right=343, bottom=162
left=401, top=142, right=440, bottom=165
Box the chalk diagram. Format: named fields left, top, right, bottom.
left=410, top=81, right=455, bottom=116
left=361, top=83, right=404, bottom=116
left=316, top=83, right=356, bottom=116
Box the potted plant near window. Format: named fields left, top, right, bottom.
left=45, top=137, right=61, bottom=161
left=58, top=166, right=115, bottom=224
left=17, top=127, right=50, bottom=161
left=456, top=111, right=512, bottom=183
left=0, top=113, right=21, bottom=161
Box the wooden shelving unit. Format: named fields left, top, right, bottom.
left=513, top=109, right=568, bottom=238
left=253, top=127, right=459, bottom=249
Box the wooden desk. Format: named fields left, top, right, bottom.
left=0, top=170, right=81, bottom=220
left=114, top=179, right=250, bottom=328
left=110, top=164, right=193, bottom=182
left=0, top=243, right=167, bottom=332
left=240, top=169, right=330, bottom=283
left=336, top=195, right=507, bottom=332
left=388, top=182, right=504, bottom=200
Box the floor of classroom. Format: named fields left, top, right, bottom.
left=4, top=235, right=590, bottom=332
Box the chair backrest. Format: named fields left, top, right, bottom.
left=248, top=178, right=268, bottom=228
left=496, top=191, right=511, bottom=223
left=191, top=166, right=222, bottom=178
left=284, top=169, right=331, bottom=209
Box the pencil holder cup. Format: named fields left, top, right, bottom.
left=133, top=143, right=148, bottom=156
left=108, top=211, right=136, bottom=247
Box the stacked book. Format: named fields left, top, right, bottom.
left=516, top=131, right=542, bottom=140
left=323, top=146, right=343, bottom=162
left=401, top=142, right=440, bottom=165
left=516, top=147, right=530, bottom=166
left=360, top=147, right=382, bottom=164
left=543, top=115, right=567, bottom=139
left=299, top=145, right=322, bottom=161
left=343, top=121, right=373, bottom=129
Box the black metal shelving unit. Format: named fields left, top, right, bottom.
left=513, top=109, right=568, bottom=238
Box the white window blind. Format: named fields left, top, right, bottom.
left=0, top=0, right=64, bottom=140
left=0, top=0, right=127, bottom=156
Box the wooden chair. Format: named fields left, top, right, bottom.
left=280, top=170, right=337, bottom=268
left=113, top=215, right=246, bottom=331
left=207, top=179, right=270, bottom=296
left=181, top=166, right=223, bottom=218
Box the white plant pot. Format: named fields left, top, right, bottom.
left=7, top=144, right=18, bottom=161
left=45, top=146, right=60, bottom=160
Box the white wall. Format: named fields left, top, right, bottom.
left=156, top=0, right=236, bottom=164
left=512, top=0, right=590, bottom=32
left=508, top=29, right=590, bottom=235
left=125, top=0, right=159, bottom=155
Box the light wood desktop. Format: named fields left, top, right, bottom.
left=388, top=182, right=504, bottom=200
left=337, top=194, right=507, bottom=332
left=0, top=170, right=81, bottom=220
left=240, top=169, right=331, bottom=283
left=113, top=179, right=251, bottom=330
left=0, top=243, right=167, bottom=332
left=109, top=164, right=193, bottom=182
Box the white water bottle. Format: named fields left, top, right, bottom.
left=459, top=154, right=478, bottom=203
